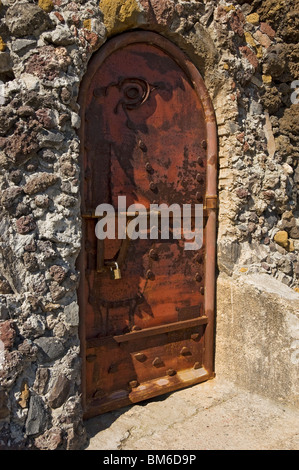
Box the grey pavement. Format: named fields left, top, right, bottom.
left=84, top=377, right=299, bottom=450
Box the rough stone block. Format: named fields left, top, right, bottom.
left=48, top=374, right=70, bottom=409
left=62, top=302, right=79, bottom=327
left=216, top=274, right=299, bottom=407
left=24, top=172, right=58, bottom=196
left=0, top=320, right=15, bottom=349
left=5, top=3, right=52, bottom=37
left=38, top=0, right=54, bottom=13
left=25, top=394, right=48, bottom=436
left=0, top=52, right=12, bottom=73
left=100, top=0, right=143, bottom=35
left=34, top=336, right=65, bottom=362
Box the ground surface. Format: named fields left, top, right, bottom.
left=84, top=378, right=299, bottom=450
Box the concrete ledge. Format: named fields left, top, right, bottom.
left=215, top=273, right=299, bottom=408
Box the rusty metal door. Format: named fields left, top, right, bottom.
left=78, top=32, right=217, bottom=419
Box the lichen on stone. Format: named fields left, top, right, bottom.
left=38, top=0, right=54, bottom=13
left=0, top=36, right=6, bottom=52
left=99, top=0, right=142, bottom=35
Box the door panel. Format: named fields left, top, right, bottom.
left=78, top=32, right=217, bottom=419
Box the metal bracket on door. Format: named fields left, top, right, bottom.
left=204, top=195, right=218, bottom=211
left=82, top=211, right=132, bottom=274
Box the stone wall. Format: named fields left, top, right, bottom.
left=0, top=0, right=298, bottom=449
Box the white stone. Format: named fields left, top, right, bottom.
left=21, top=73, right=40, bottom=91
left=71, top=112, right=81, bottom=129
left=62, top=302, right=79, bottom=327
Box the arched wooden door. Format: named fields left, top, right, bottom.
left=78, top=32, right=217, bottom=419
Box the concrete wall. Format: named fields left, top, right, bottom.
left=216, top=273, right=299, bottom=408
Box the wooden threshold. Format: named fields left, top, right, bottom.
left=83, top=366, right=214, bottom=419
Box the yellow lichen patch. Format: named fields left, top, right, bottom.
left=256, top=46, right=263, bottom=59
left=99, top=0, right=141, bottom=36
left=83, top=19, right=92, bottom=31
left=262, top=74, right=272, bottom=84
left=274, top=230, right=288, bottom=247
left=274, top=230, right=294, bottom=251
left=294, top=287, right=299, bottom=293
left=18, top=382, right=30, bottom=409
left=239, top=267, right=248, bottom=273
left=244, top=32, right=256, bottom=48
left=38, top=0, right=54, bottom=13
left=0, top=36, right=6, bottom=52
left=246, top=13, right=260, bottom=25
left=223, top=5, right=235, bottom=12
left=223, top=63, right=229, bottom=70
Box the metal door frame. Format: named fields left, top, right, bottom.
left=77, top=31, right=218, bottom=416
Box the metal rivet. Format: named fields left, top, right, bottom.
left=134, top=353, right=146, bottom=362
left=152, top=357, right=163, bottom=367
left=195, top=254, right=203, bottom=263
left=202, top=140, right=207, bottom=149
left=139, top=140, right=147, bottom=152
left=200, top=286, right=204, bottom=295
left=131, top=325, right=142, bottom=332
left=108, top=363, right=118, bottom=373
left=86, top=354, right=97, bottom=363
left=93, top=88, right=104, bottom=98
left=129, top=380, right=138, bottom=388
left=191, top=333, right=200, bottom=341
left=195, top=273, right=202, bottom=282
left=149, top=182, right=157, bottom=191
left=196, top=192, right=203, bottom=202
left=180, top=347, right=191, bottom=356
left=167, top=368, right=176, bottom=376
left=146, top=269, right=155, bottom=280
left=193, top=362, right=201, bottom=370
left=149, top=249, right=158, bottom=260
left=197, top=157, right=204, bottom=166
left=145, top=162, right=153, bottom=172
left=93, top=389, right=105, bottom=399
left=196, top=173, right=204, bottom=183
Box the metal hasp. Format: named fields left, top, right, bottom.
left=78, top=31, right=218, bottom=419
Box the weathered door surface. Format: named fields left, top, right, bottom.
left=79, top=32, right=217, bottom=418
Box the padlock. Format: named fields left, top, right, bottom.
left=110, top=262, right=121, bottom=280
